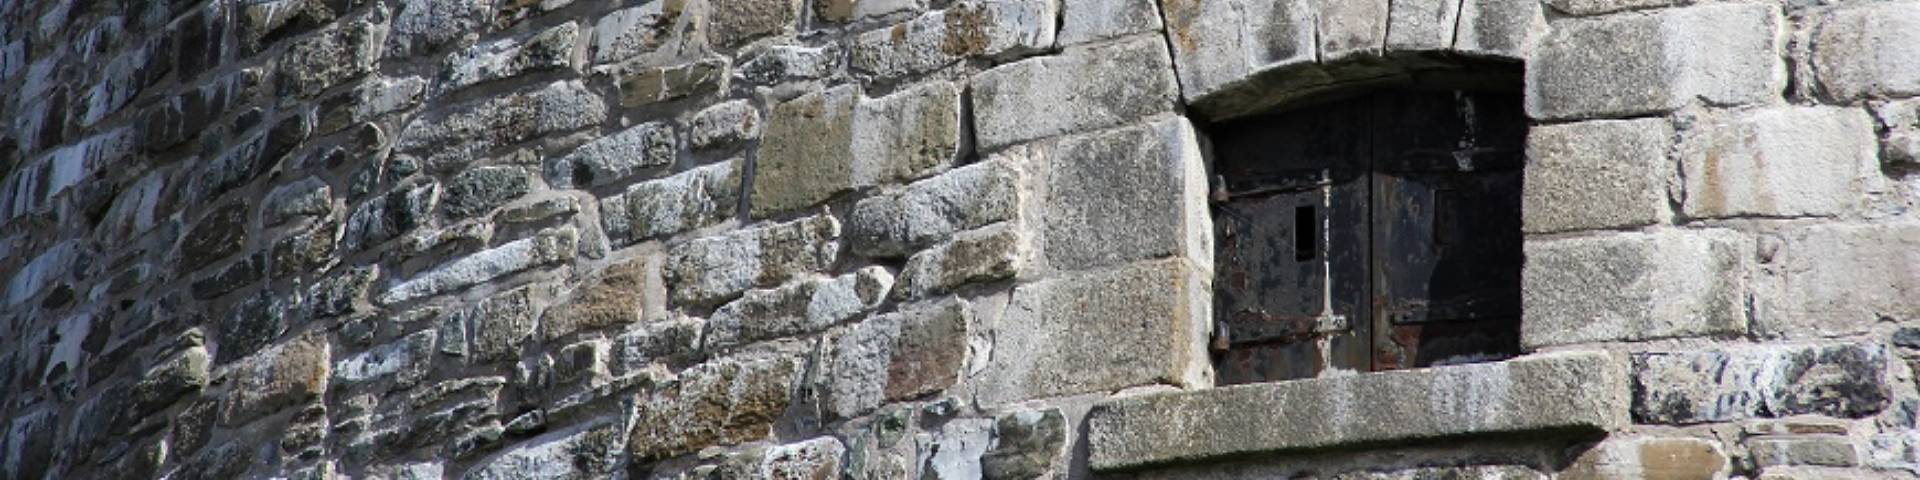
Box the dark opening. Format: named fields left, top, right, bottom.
left=1209, top=89, right=1528, bottom=385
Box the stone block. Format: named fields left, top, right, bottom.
left=628, top=356, right=798, bottom=461
left=1385, top=0, right=1461, bottom=51
left=1560, top=436, right=1730, bottom=480
left=5, top=241, right=76, bottom=307
left=710, top=0, right=799, bottom=48
left=1872, top=99, right=1920, bottom=168
left=972, top=35, right=1177, bottom=151
left=1523, top=119, right=1675, bottom=233
left=465, top=420, right=625, bottom=480
left=814, top=0, right=916, bottom=23
left=1632, top=343, right=1890, bottom=424
left=742, top=437, right=846, bottom=478
left=263, top=177, right=332, bottom=228
left=132, top=344, right=211, bottom=415
left=443, top=166, right=531, bottom=220
left=847, top=158, right=1020, bottom=257
left=618, top=160, right=741, bottom=242
left=1677, top=106, right=1878, bottom=219
left=318, top=75, right=425, bottom=134
left=221, top=332, right=331, bottom=425
left=178, top=203, right=249, bottom=273
left=704, top=266, right=892, bottom=350
left=1810, top=3, right=1920, bottom=103
left=1526, top=4, right=1780, bottom=120
left=618, top=58, right=727, bottom=107
left=851, top=80, right=964, bottom=186
left=377, top=226, right=576, bottom=305
left=546, top=121, right=676, bottom=189
left=1455, top=0, right=1545, bottom=59
left=1059, top=0, right=1161, bottom=46
left=467, top=287, right=539, bottom=362
left=434, top=22, right=576, bottom=96
left=387, top=0, right=495, bottom=58
left=752, top=85, right=857, bottom=217
left=894, top=225, right=1023, bottom=299
left=540, top=258, right=648, bottom=342
left=689, top=100, right=762, bottom=151
left=981, top=408, right=1067, bottom=479
left=849, top=0, right=1057, bottom=80
left=333, top=331, right=435, bottom=389
left=977, top=259, right=1211, bottom=405
left=1086, top=350, right=1627, bottom=471
left=344, top=181, right=439, bottom=252
left=592, top=2, right=698, bottom=64
left=394, top=80, right=607, bottom=171
left=824, top=299, right=969, bottom=418
left=664, top=214, right=839, bottom=307
left=1158, top=0, right=1316, bottom=104
left=1037, top=118, right=1211, bottom=273
left=1748, top=436, right=1860, bottom=468
left=277, top=19, right=385, bottom=98
left=1754, top=224, right=1920, bottom=338
left=1521, top=230, right=1746, bottom=349
left=217, top=291, right=293, bottom=364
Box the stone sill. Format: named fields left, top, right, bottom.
left=1084, top=351, right=1628, bottom=472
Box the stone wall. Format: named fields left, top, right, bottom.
left=0, top=0, right=1914, bottom=479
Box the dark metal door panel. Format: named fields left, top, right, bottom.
left=1369, top=170, right=1523, bottom=370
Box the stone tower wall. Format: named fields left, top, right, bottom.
left=0, top=0, right=1916, bottom=479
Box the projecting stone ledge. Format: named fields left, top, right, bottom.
left=1085, top=350, right=1626, bottom=472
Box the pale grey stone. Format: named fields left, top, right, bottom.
left=978, top=259, right=1211, bottom=405
left=1086, top=350, right=1628, bottom=471
left=972, top=35, right=1177, bottom=151
left=1522, top=118, right=1675, bottom=233
left=1871, top=98, right=1920, bottom=167
left=435, top=22, right=577, bottom=96
left=981, top=408, right=1066, bottom=479
left=1158, top=0, right=1315, bottom=103
left=1385, top=0, right=1460, bottom=51
left=1810, top=3, right=1920, bottom=103
left=621, top=159, right=741, bottom=242
left=850, top=80, right=963, bottom=186
left=548, top=121, right=677, bottom=189
left=350, top=76, right=427, bottom=126
left=467, top=286, right=539, bottom=362
left=132, top=344, right=211, bottom=414
left=388, top=0, right=495, bottom=58
left=1677, top=106, right=1878, bottom=219
left=735, top=44, right=837, bottom=86
left=264, top=177, right=333, bottom=227
left=1455, top=0, right=1546, bottom=59
left=443, top=166, right=532, bottom=219
left=894, top=225, right=1023, bottom=300
left=591, top=2, right=700, bottom=64
left=278, top=19, right=386, bottom=98
left=814, top=0, right=918, bottom=23
left=850, top=0, right=1057, bottom=79
left=751, top=85, right=858, bottom=217
left=344, top=181, right=439, bottom=251
left=705, top=266, right=893, bottom=350
left=1754, top=224, right=1920, bottom=339
left=378, top=227, right=577, bottom=305
left=1, top=127, right=137, bottom=221
left=463, top=421, right=624, bottom=480
left=825, top=299, right=968, bottom=418
left=1526, top=4, right=1780, bottom=120
left=1036, top=118, right=1211, bottom=273
left=689, top=100, right=762, bottom=151
left=664, top=214, right=839, bottom=307
left=496, top=196, right=580, bottom=224
left=333, top=331, right=435, bottom=388
left=922, top=418, right=994, bottom=480
left=847, top=158, right=1020, bottom=257
left=618, top=57, right=727, bottom=107
left=394, top=80, right=608, bottom=171
left=709, top=0, right=800, bottom=48
left=1633, top=343, right=1889, bottom=424
left=1059, top=0, right=1162, bottom=46
left=747, top=437, right=845, bottom=478
left=1316, top=0, right=1387, bottom=60
left=1521, top=230, right=1746, bottom=349
left=615, top=317, right=705, bottom=372
left=1748, top=436, right=1860, bottom=468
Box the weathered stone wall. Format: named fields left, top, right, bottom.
left=0, top=0, right=1914, bottom=479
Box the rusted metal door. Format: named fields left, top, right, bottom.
left=1212, top=90, right=1525, bottom=384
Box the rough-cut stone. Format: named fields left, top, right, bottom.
left=847, top=159, right=1020, bottom=257
left=2, top=409, right=56, bottom=480
left=981, top=408, right=1066, bottom=480
left=132, top=344, right=211, bottom=414
left=467, top=287, right=539, bottom=362
left=264, top=177, right=332, bottom=227
left=1748, top=436, right=1860, bottom=468
left=190, top=253, right=265, bottom=300
left=278, top=19, right=385, bottom=98
left=541, top=258, right=648, bottom=341
left=179, top=203, right=249, bottom=273
left=619, top=58, right=727, bottom=107
left=333, top=330, right=434, bottom=388
left=1754, top=224, right=1920, bottom=338
left=395, top=80, right=608, bottom=171
left=616, top=318, right=705, bottom=371
left=743, top=437, right=846, bottom=479
left=628, top=356, right=797, bottom=461
left=221, top=333, right=331, bottom=425
left=1632, top=343, right=1890, bottom=424
left=464, top=420, right=624, bottom=480
left=308, top=266, right=379, bottom=319
left=1810, top=4, right=1920, bottom=103
left=1454, top=0, right=1546, bottom=59
left=664, top=213, right=839, bottom=307
left=620, top=159, right=741, bottom=242
left=979, top=259, right=1210, bottom=405
left=1385, top=0, right=1460, bottom=51
left=436, top=22, right=577, bottom=96
left=320, top=75, right=426, bottom=133
left=217, top=291, right=293, bottom=364
left=591, top=2, right=699, bottom=64
left=497, top=196, right=580, bottom=224
left=1526, top=4, right=1780, bottom=121
left=1873, top=99, right=1920, bottom=168
left=1560, top=436, right=1730, bottom=480
left=894, top=225, right=1023, bottom=299
left=1036, top=118, right=1211, bottom=273
left=826, top=299, right=968, bottom=418
left=1521, top=230, right=1747, bottom=349
left=706, top=267, right=892, bottom=349
left=752, top=86, right=858, bottom=217
left=735, top=45, right=837, bottom=87
left=972, top=35, right=1176, bottom=151
left=1315, top=0, right=1387, bottom=60
left=1086, top=350, right=1628, bottom=471
left=1060, top=0, right=1162, bottom=46
left=1523, top=119, right=1674, bottom=233
left=443, top=166, right=532, bottom=219
left=850, top=0, right=1058, bottom=80
left=851, top=80, right=963, bottom=186
left=1678, top=106, right=1878, bottom=219
left=274, top=219, right=342, bottom=277
left=710, top=0, right=798, bottom=48
left=1156, top=0, right=1315, bottom=106
left=378, top=226, right=577, bottom=304
left=388, top=0, right=495, bottom=58
left=547, top=121, right=676, bottom=189
left=689, top=100, right=761, bottom=151
left=344, top=181, right=439, bottom=251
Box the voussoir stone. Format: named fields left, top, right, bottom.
left=849, top=0, right=1058, bottom=80
left=971, top=34, right=1177, bottom=152
left=1526, top=3, right=1780, bottom=121
left=1521, top=230, right=1747, bottom=349
left=1085, top=350, right=1627, bottom=471
left=824, top=298, right=969, bottom=418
